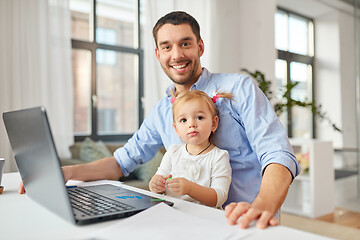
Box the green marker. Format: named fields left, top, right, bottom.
left=151, top=198, right=166, bottom=201
left=166, top=177, right=172, bottom=180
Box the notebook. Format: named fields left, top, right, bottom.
left=2, top=106, right=173, bottom=225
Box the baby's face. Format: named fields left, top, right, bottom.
left=173, top=98, right=218, bottom=147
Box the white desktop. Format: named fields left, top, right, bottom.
left=0, top=172, right=333, bottom=240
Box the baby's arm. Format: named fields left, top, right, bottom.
left=149, top=150, right=172, bottom=193
left=166, top=178, right=217, bottom=207
left=210, top=151, right=232, bottom=207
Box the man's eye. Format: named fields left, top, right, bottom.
left=183, top=42, right=190, bottom=47
left=163, top=46, right=170, bottom=50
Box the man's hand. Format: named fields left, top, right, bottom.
left=225, top=163, right=292, bottom=229
left=166, top=177, right=191, bottom=195
left=149, top=174, right=172, bottom=193
left=19, top=181, right=26, bottom=194
left=225, top=201, right=279, bottom=229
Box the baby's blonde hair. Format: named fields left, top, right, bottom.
left=171, top=90, right=233, bottom=121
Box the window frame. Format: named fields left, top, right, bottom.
left=276, top=7, right=316, bottom=138
left=71, top=0, right=144, bottom=142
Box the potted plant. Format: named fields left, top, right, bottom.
left=241, top=68, right=342, bottom=133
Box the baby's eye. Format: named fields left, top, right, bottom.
left=197, top=116, right=204, bottom=120
left=180, top=118, right=187, bottom=123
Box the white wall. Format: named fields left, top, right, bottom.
left=315, top=13, right=343, bottom=148
left=338, top=11, right=356, bottom=149
left=315, top=4, right=356, bottom=150
left=237, top=0, right=277, bottom=81
left=208, top=0, right=276, bottom=84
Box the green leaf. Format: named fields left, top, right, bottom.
left=240, top=68, right=342, bottom=133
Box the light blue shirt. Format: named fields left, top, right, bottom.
left=114, top=68, right=300, bottom=207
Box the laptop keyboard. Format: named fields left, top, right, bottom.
left=68, top=187, right=135, bottom=216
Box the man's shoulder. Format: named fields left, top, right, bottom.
left=204, top=71, right=256, bottom=96
left=208, top=71, right=254, bottom=87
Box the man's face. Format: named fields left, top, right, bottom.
left=155, top=23, right=204, bottom=91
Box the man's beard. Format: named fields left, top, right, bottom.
left=163, top=61, right=200, bottom=86
left=168, top=71, right=195, bottom=85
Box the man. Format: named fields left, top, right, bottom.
left=20, top=11, right=300, bottom=229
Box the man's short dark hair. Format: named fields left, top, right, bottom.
left=152, top=11, right=201, bottom=48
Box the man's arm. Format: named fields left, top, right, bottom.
left=225, top=163, right=292, bottom=229
left=63, top=156, right=124, bottom=181
left=19, top=157, right=123, bottom=194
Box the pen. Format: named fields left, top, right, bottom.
left=165, top=176, right=172, bottom=191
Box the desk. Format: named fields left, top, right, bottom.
left=0, top=172, right=333, bottom=240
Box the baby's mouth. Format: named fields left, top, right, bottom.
left=188, top=131, right=198, bottom=136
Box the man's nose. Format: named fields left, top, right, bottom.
left=172, top=45, right=184, bottom=60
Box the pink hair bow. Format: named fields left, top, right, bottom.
left=212, top=94, right=220, bottom=103
left=170, top=97, right=176, bottom=103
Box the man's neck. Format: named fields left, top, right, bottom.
left=174, top=68, right=203, bottom=94
left=174, top=84, right=191, bottom=94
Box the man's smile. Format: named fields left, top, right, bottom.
left=171, top=63, right=189, bottom=71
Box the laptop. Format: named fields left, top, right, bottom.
left=2, top=106, right=173, bottom=225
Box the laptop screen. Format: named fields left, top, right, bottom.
left=3, top=107, right=76, bottom=224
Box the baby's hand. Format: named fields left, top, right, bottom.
left=149, top=174, right=172, bottom=193
left=166, top=177, right=191, bottom=195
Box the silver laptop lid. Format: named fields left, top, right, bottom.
left=3, top=107, right=75, bottom=224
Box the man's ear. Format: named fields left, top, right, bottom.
left=155, top=48, right=160, bottom=61
left=212, top=116, right=219, bottom=132
left=198, top=39, right=204, bottom=57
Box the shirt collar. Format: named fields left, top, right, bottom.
left=165, top=68, right=210, bottom=97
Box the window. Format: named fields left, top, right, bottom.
left=70, top=0, right=144, bottom=142
left=275, top=8, right=314, bottom=138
